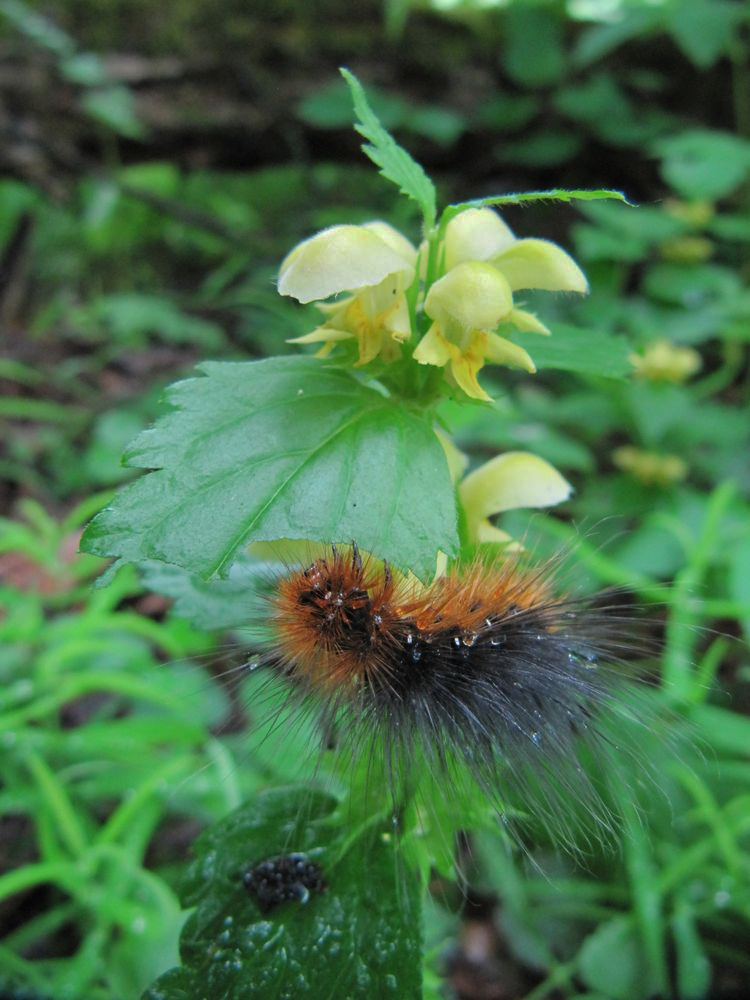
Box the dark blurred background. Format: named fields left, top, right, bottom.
left=2, top=0, right=748, bottom=513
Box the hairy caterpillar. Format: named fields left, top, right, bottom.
left=242, top=542, right=656, bottom=848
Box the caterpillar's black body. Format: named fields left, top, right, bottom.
left=263, top=545, right=648, bottom=843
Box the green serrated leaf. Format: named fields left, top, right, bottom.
left=507, top=324, right=632, bottom=379
left=441, top=188, right=633, bottom=229
left=81, top=357, right=457, bottom=581
left=340, top=68, right=436, bottom=229
left=142, top=787, right=422, bottom=1000
left=138, top=555, right=271, bottom=631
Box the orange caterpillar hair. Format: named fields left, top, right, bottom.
left=258, top=543, right=648, bottom=842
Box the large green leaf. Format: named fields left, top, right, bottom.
left=142, top=787, right=423, bottom=1000
left=81, top=357, right=456, bottom=580
left=652, top=130, right=750, bottom=200
left=507, top=324, right=632, bottom=379
left=341, top=68, right=437, bottom=229
left=502, top=3, right=565, bottom=88
left=579, top=917, right=658, bottom=1000
left=666, top=0, right=742, bottom=69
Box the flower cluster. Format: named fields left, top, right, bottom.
left=278, top=221, right=417, bottom=367
left=278, top=208, right=588, bottom=402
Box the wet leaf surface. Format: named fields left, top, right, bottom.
left=143, top=787, right=422, bottom=1000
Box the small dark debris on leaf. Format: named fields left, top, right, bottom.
left=242, top=852, right=325, bottom=913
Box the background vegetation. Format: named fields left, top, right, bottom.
left=1, top=0, right=749, bottom=997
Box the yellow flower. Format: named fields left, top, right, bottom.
left=435, top=429, right=571, bottom=545
left=659, top=236, right=713, bottom=264
left=414, top=262, right=536, bottom=401
left=459, top=451, right=573, bottom=545
left=279, top=222, right=417, bottom=366
left=443, top=207, right=516, bottom=271
left=443, top=207, right=588, bottom=336
left=663, top=199, right=714, bottom=228
left=613, top=446, right=687, bottom=487
left=630, top=339, right=701, bottom=384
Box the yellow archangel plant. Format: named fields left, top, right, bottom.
left=278, top=207, right=584, bottom=549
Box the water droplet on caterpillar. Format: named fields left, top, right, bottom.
left=568, top=649, right=599, bottom=669
left=462, top=632, right=477, bottom=647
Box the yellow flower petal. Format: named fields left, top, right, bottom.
left=249, top=539, right=328, bottom=563
left=492, top=238, right=589, bottom=294
left=630, top=339, right=701, bottom=383
left=425, top=261, right=514, bottom=331
left=613, top=446, right=687, bottom=486
left=278, top=225, right=413, bottom=303
left=443, top=208, right=516, bottom=271
left=362, top=221, right=418, bottom=269
left=316, top=297, right=352, bottom=317
left=413, top=324, right=452, bottom=367
left=475, top=521, right=520, bottom=548
left=484, top=333, right=536, bottom=372
left=507, top=308, right=551, bottom=336
left=434, top=428, right=469, bottom=484
left=287, top=327, right=355, bottom=345
left=460, top=451, right=572, bottom=541
left=434, top=550, right=449, bottom=578
left=449, top=345, right=492, bottom=403
left=353, top=328, right=385, bottom=367
left=376, top=335, right=404, bottom=364
left=415, top=328, right=493, bottom=400
left=386, top=297, right=411, bottom=343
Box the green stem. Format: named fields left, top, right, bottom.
left=95, top=755, right=190, bottom=847
left=693, top=340, right=744, bottom=400
left=662, top=481, right=735, bottom=702
left=0, top=673, right=182, bottom=730
left=0, top=862, right=72, bottom=904
left=26, top=751, right=88, bottom=859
